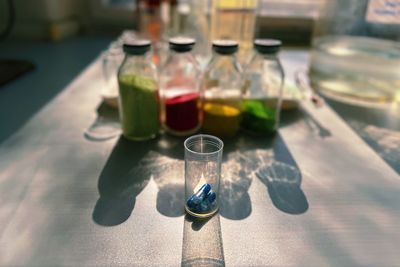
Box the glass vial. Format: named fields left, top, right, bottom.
left=118, top=39, right=159, bottom=141
left=101, top=43, right=124, bottom=109
left=202, top=40, right=243, bottom=138
left=242, top=39, right=284, bottom=135
left=184, top=134, right=223, bottom=218
left=160, top=37, right=202, bottom=136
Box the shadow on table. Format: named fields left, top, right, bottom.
left=326, top=97, right=400, bottom=174
left=219, top=132, right=309, bottom=217
left=92, top=119, right=309, bottom=226
left=181, top=214, right=225, bottom=267
left=218, top=134, right=272, bottom=220
left=92, top=136, right=156, bottom=226
left=84, top=101, right=121, bottom=142
left=156, top=183, right=185, bottom=217
left=150, top=134, right=186, bottom=217
left=256, top=134, right=309, bottom=215
left=281, top=107, right=331, bottom=139
left=92, top=134, right=186, bottom=226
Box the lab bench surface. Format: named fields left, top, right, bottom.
left=0, top=48, right=399, bottom=266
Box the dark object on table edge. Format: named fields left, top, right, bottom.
left=0, top=59, right=35, bottom=87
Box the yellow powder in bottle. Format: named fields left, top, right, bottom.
left=202, top=102, right=241, bottom=138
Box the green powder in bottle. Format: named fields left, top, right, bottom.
left=118, top=74, right=159, bottom=140
left=241, top=99, right=277, bottom=134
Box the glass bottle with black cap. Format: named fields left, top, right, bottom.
left=202, top=40, right=243, bottom=138
left=242, top=39, right=284, bottom=135
left=118, top=39, right=159, bottom=141
left=159, top=37, right=202, bottom=136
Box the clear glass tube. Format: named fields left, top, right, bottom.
left=184, top=134, right=223, bottom=218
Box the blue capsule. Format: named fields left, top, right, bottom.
left=186, top=183, right=212, bottom=209
left=199, top=200, right=214, bottom=212
left=206, top=191, right=216, bottom=203
left=199, top=191, right=217, bottom=212
left=194, top=183, right=211, bottom=199
left=186, top=196, right=200, bottom=209
left=199, top=202, right=209, bottom=212
left=187, top=185, right=217, bottom=213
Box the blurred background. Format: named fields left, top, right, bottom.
left=0, top=0, right=322, bottom=42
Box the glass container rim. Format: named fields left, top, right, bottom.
left=123, top=39, right=151, bottom=55
left=184, top=134, right=224, bottom=156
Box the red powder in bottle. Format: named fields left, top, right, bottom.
left=165, top=92, right=199, bottom=131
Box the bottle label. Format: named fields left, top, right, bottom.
left=366, top=0, right=400, bottom=24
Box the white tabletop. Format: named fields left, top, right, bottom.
left=0, top=50, right=399, bottom=267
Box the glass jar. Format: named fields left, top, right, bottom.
left=137, top=0, right=163, bottom=65
left=160, top=37, right=202, bottom=136
left=202, top=40, right=243, bottom=138
left=118, top=39, right=159, bottom=141
left=101, top=43, right=124, bottom=109
left=310, top=0, right=400, bottom=106
left=242, top=39, right=284, bottom=135
left=210, top=0, right=258, bottom=64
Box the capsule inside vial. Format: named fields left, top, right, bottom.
left=206, top=191, right=216, bottom=203
left=186, top=183, right=211, bottom=209
left=199, top=191, right=217, bottom=212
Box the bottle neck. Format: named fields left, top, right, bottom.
left=120, top=52, right=156, bottom=78
left=213, top=51, right=238, bottom=59
left=125, top=52, right=150, bottom=59
left=125, top=52, right=151, bottom=62
left=259, top=52, right=278, bottom=60
left=210, top=52, right=242, bottom=72
left=165, top=50, right=197, bottom=67
left=168, top=50, right=194, bottom=59
left=248, top=52, right=279, bottom=66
